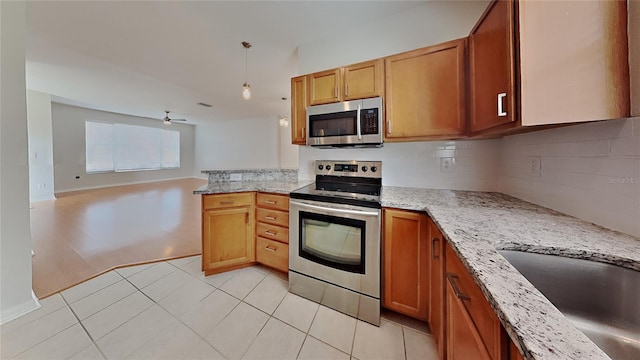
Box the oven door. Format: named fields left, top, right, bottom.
left=289, top=198, right=381, bottom=298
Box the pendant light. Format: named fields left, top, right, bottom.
left=279, top=97, right=289, bottom=127
left=242, top=41, right=252, bottom=100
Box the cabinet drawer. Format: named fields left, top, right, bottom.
left=446, top=244, right=502, bottom=359
left=256, top=222, right=289, bottom=244
left=203, top=193, right=253, bottom=210
left=256, top=208, right=289, bottom=227
left=256, top=193, right=289, bottom=212
left=256, top=237, right=289, bottom=273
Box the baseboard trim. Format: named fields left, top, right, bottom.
left=54, top=176, right=202, bottom=195
left=0, top=291, right=41, bottom=325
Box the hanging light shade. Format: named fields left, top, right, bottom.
left=242, top=83, right=251, bottom=100
left=242, top=41, right=252, bottom=100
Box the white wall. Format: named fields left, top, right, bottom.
left=500, top=117, right=640, bottom=238
left=278, top=121, right=298, bottom=169
left=194, top=116, right=299, bottom=173
left=27, top=90, right=55, bottom=201
left=51, top=103, right=196, bottom=193
left=297, top=0, right=489, bottom=74
left=0, top=0, right=40, bottom=324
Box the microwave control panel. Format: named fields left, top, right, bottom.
left=361, top=109, right=379, bottom=135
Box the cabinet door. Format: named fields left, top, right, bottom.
left=518, top=0, right=629, bottom=125
left=445, top=243, right=506, bottom=360
left=429, top=220, right=446, bottom=359
left=469, top=0, right=516, bottom=133
left=343, top=59, right=383, bottom=101
left=446, top=279, right=492, bottom=360
left=385, top=39, right=467, bottom=141
left=202, top=205, right=254, bottom=274
left=383, top=209, right=429, bottom=320
left=308, top=69, right=341, bottom=105
left=291, top=76, right=307, bottom=145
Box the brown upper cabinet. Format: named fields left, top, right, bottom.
left=291, top=75, right=307, bottom=145
left=308, top=59, right=384, bottom=106
left=470, top=0, right=630, bottom=135
left=385, top=39, right=467, bottom=141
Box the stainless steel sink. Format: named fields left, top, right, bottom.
left=499, top=250, right=640, bottom=360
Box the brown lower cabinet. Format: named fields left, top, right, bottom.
left=382, top=209, right=430, bottom=320
left=383, top=209, right=523, bottom=360
left=445, top=241, right=506, bottom=359
left=202, top=192, right=290, bottom=276
left=254, top=193, right=290, bottom=273
left=201, top=192, right=255, bottom=275
left=429, top=220, right=446, bottom=359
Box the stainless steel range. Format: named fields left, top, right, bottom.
left=289, top=160, right=382, bottom=325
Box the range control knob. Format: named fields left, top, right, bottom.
left=326, top=165, right=331, bottom=170
left=361, top=166, right=368, bottom=172
left=371, top=166, right=378, bottom=172
left=318, top=165, right=324, bottom=170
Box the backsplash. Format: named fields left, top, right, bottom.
left=298, top=139, right=502, bottom=191
left=297, top=117, right=640, bottom=238
left=499, top=117, right=640, bottom=238
left=203, top=169, right=298, bottom=183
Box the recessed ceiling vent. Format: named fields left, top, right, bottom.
left=197, top=102, right=213, bottom=108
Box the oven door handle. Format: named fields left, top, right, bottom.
left=290, top=200, right=379, bottom=217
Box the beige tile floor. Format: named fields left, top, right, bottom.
left=1, top=256, right=439, bottom=360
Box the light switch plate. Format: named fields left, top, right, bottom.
left=230, top=173, right=242, bottom=181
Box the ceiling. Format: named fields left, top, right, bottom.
left=25, top=1, right=428, bottom=125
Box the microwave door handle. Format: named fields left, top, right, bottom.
left=356, top=104, right=362, bottom=140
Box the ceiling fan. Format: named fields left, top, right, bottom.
left=161, top=111, right=187, bottom=124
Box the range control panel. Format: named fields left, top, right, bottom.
left=315, top=160, right=382, bottom=179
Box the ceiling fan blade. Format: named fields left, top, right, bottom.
left=171, top=118, right=187, bottom=122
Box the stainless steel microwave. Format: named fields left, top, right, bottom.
left=306, top=97, right=383, bottom=147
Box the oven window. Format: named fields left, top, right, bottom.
left=299, top=211, right=365, bottom=274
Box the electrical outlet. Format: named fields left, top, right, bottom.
left=440, top=157, right=455, bottom=172
left=529, top=156, right=541, bottom=177
left=230, top=173, right=242, bottom=181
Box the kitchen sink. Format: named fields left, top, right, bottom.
left=499, top=250, right=640, bottom=360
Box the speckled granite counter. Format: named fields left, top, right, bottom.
left=194, top=180, right=312, bottom=195
left=382, top=186, right=640, bottom=360
left=193, top=181, right=639, bottom=360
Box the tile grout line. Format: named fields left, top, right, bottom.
left=125, top=259, right=243, bottom=359
left=60, top=294, right=108, bottom=360
left=5, top=305, right=79, bottom=359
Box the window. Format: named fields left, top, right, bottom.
left=86, top=122, right=180, bottom=173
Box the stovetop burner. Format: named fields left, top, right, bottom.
left=290, top=160, right=382, bottom=209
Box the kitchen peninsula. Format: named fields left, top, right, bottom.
left=194, top=172, right=640, bottom=360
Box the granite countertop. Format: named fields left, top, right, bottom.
left=382, top=186, right=640, bottom=360
left=193, top=180, right=313, bottom=195
left=194, top=181, right=640, bottom=360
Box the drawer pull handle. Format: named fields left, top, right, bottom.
left=220, top=200, right=235, bottom=205
left=265, top=246, right=277, bottom=252
left=446, top=273, right=470, bottom=301
left=265, top=216, right=277, bottom=221
left=265, top=230, right=277, bottom=236
left=264, top=200, right=277, bottom=205
left=432, top=237, right=440, bottom=259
